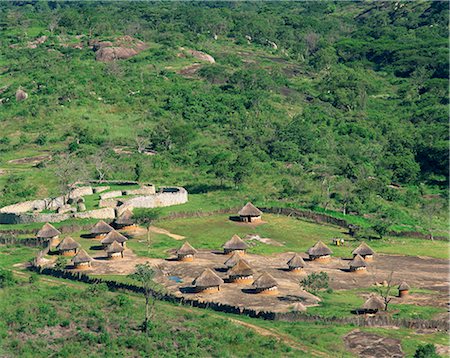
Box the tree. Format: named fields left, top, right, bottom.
left=232, top=151, right=253, bottom=188
left=372, top=271, right=394, bottom=311
left=334, top=178, right=355, bottom=215
left=53, top=153, right=87, bottom=204
left=414, top=344, right=439, bottom=358
left=208, top=151, right=234, bottom=186
left=92, top=150, right=111, bottom=182
left=134, top=162, right=142, bottom=182
left=420, top=200, right=444, bottom=241
left=134, top=209, right=161, bottom=252
left=300, top=272, right=329, bottom=294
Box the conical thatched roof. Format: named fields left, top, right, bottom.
left=177, top=241, right=197, bottom=256
left=90, top=220, right=114, bottom=235
left=72, top=249, right=93, bottom=264
left=192, top=268, right=224, bottom=288
left=252, top=272, right=278, bottom=289
left=224, top=252, right=247, bottom=268
left=37, top=223, right=61, bottom=238
left=349, top=254, right=367, bottom=269
left=398, top=281, right=410, bottom=291
left=362, top=295, right=384, bottom=310
left=287, top=254, right=305, bottom=268
left=115, top=209, right=134, bottom=225
left=238, top=202, right=263, bottom=216
left=228, top=259, right=254, bottom=277
left=223, top=235, right=248, bottom=250
left=106, top=240, right=125, bottom=253
left=352, top=242, right=375, bottom=256
left=101, top=230, right=128, bottom=245
left=291, top=302, right=307, bottom=312
left=306, top=241, right=333, bottom=256
left=56, top=237, right=80, bottom=251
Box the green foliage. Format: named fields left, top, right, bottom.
left=300, top=271, right=329, bottom=294
left=414, top=344, right=439, bottom=358
left=54, top=256, right=67, bottom=270
left=0, top=268, right=16, bottom=288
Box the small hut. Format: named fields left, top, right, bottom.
left=176, top=242, right=197, bottom=262
left=291, top=302, right=307, bottom=312
left=36, top=223, right=61, bottom=245
left=360, top=295, right=385, bottom=314
left=114, top=209, right=134, bottom=229
left=398, top=281, right=410, bottom=298
left=352, top=242, right=375, bottom=261
left=252, top=272, right=278, bottom=294
left=306, top=241, right=333, bottom=261
left=223, top=234, right=248, bottom=255
left=287, top=253, right=305, bottom=273
left=349, top=254, right=367, bottom=273
left=71, top=249, right=93, bottom=269
left=238, top=202, right=263, bottom=223
left=56, top=237, right=80, bottom=256
left=192, top=268, right=224, bottom=293
left=224, top=252, right=248, bottom=269
left=90, top=220, right=114, bottom=239
left=101, top=230, right=128, bottom=248
left=228, top=259, right=254, bottom=284
left=106, top=240, right=125, bottom=259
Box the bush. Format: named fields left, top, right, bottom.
left=0, top=268, right=16, bottom=288
left=300, top=272, right=329, bottom=294
left=414, top=344, right=439, bottom=358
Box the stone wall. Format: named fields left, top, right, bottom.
left=0, top=208, right=115, bottom=224
left=99, top=190, right=123, bottom=200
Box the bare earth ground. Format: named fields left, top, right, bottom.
left=7, top=154, right=52, bottom=165
left=344, top=330, right=404, bottom=358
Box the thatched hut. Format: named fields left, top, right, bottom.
left=90, top=220, right=114, bottom=239
left=192, top=268, right=224, bottom=293
left=224, top=252, right=248, bottom=269
left=360, top=295, right=385, bottom=314
left=352, top=242, right=375, bottom=261
left=101, top=230, right=128, bottom=248
left=287, top=253, right=305, bottom=273
left=56, top=237, right=80, bottom=256
left=238, top=202, right=263, bottom=222
left=176, top=241, right=197, bottom=262
left=228, top=259, right=254, bottom=284
left=306, top=241, right=333, bottom=261
left=398, top=281, right=410, bottom=298
left=252, top=272, right=278, bottom=294
left=106, top=240, right=125, bottom=259
left=71, top=249, right=93, bottom=269
left=114, top=209, right=134, bottom=229
left=348, top=254, right=367, bottom=273
left=36, top=223, right=61, bottom=245
left=291, top=302, right=307, bottom=312
left=223, top=234, right=248, bottom=255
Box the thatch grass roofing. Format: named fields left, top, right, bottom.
left=106, top=240, right=125, bottom=253
left=287, top=254, right=305, bottom=268
left=306, top=241, right=333, bottom=256
left=349, top=254, right=367, bottom=269
left=224, top=252, right=247, bottom=268
left=362, top=295, right=384, bottom=311
left=352, top=242, right=375, bottom=256
left=72, top=249, right=93, bottom=264
left=101, top=230, right=128, bottom=245
left=177, top=241, right=197, bottom=256
left=398, top=281, right=410, bottom=291
left=56, top=237, right=80, bottom=251
left=192, top=268, right=224, bottom=288
left=291, top=302, right=307, bottom=312
left=238, top=202, right=262, bottom=217
left=90, top=220, right=114, bottom=235
left=228, top=259, right=254, bottom=277
left=37, top=223, right=61, bottom=238
left=223, top=235, right=248, bottom=250
left=252, top=272, right=278, bottom=289
left=115, top=209, right=134, bottom=225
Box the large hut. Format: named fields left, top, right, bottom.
left=114, top=209, right=134, bottom=229
left=224, top=252, right=248, bottom=269
left=106, top=240, right=125, bottom=259
left=90, top=220, right=114, bottom=239
left=287, top=253, right=306, bottom=273
left=306, top=241, right=333, bottom=262
left=36, top=223, right=61, bottom=245
left=223, top=234, right=248, bottom=255
left=360, top=295, right=385, bottom=314
left=398, top=281, right=410, bottom=298
left=252, top=272, right=278, bottom=294
left=192, top=268, right=224, bottom=294
left=348, top=254, right=368, bottom=273
left=101, top=230, right=128, bottom=248
left=352, top=242, right=375, bottom=261
left=176, top=242, right=197, bottom=262
left=238, top=202, right=263, bottom=223
left=228, top=259, right=254, bottom=284
left=71, top=249, right=93, bottom=269
left=56, top=237, right=80, bottom=256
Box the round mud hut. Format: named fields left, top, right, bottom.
left=56, top=237, right=81, bottom=256
left=106, top=240, right=125, bottom=259
left=291, top=302, right=307, bottom=313
left=192, top=268, right=224, bottom=294
left=90, top=220, right=114, bottom=239
left=223, top=234, right=248, bottom=255
left=252, top=272, right=278, bottom=295
left=176, top=242, right=198, bottom=262
left=228, top=259, right=254, bottom=284
left=114, top=209, right=134, bottom=229
left=360, top=295, right=385, bottom=314
left=352, top=242, right=375, bottom=261
left=306, top=241, right=333, bottom=262
left=71, top=249, right=93, bottom=269
left=101, top=230, right=128, bottom=248
left=286, top=253, right=306, bottom=273
left=348, top=254, right=368, bottom=273
left=398, top=281, right=410, bottom=298
left=36, top=223, right=61, bottom=245
left=224, top=252, right=248, bottom=269
left=238, top=202, right=263, bottom=223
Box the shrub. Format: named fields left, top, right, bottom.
left=300, top=271, right=329, bottom=294
left=0, top=268, right=16, bottom=288
left=414, top=344, right=439, bottom=358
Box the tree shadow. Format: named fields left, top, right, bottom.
left=184, top=183, right=230, bottom=194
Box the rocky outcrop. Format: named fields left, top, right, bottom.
left=93, top=36, right=147, bottom=62
left=182, top=48, right=215, bottom=64
left=15, top=89, right=28, bottom=102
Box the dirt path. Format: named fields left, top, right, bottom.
left=149, top=226, right=185, bottom=240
